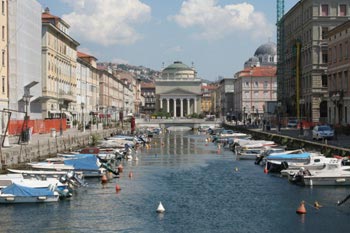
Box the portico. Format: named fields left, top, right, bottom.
left=159, top=95, right=198, bottom=117
left=155, top=61, right=202, bottom=117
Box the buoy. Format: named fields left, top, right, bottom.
left=156, top=202, right=165, bottom=213
left=264, top=167, right=268, bottom=174
left=129, top=171, right=133, bottom=178
left=117, top=164, right=123, bottom=173
left=115, top=184, right=121, bottom=192
left=101, top=174, right=108, bottom=184
left=314, top=201, right=322, bottom=209
left=296, top=201, right=307, bottom=214
left=235, top=167, right=239, bottom=172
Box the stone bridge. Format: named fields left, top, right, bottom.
left=136, top=118, right=222, bottom=130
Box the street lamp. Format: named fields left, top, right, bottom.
left=59, top=99, right=64, bottom=136
left=331, top=92, right=342, bottom=125
left=21, top=94, right=31, bottom=143
left=277, top=101, right=282, bottom=132
left=81, top=102, right=85, bottom=132
left=243, top=106, right=246, bottom=126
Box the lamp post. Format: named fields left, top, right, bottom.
left=331, top=92, right=342, bottom=125
left=81, top=102, right=85, bottom=132
left=243, top=106, right=246, bottom=126
left=21, top=95, right=31, bottom=143
left=59, top=99, right=64, bottom=136
left=277, top=101, right=282, bottom=132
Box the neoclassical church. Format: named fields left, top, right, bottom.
left=155, top=61, right=201, bottom=117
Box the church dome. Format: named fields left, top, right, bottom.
left=254, top=42, right=277, bottom=57
left=163, top=61, right=193, bottom=72
left=161, top=61, right=196, bottom=79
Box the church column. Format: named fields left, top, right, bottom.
left=194, top=97, right=197, bottom=113
left=167, top=98, right=170, bottom=113
left=180, top=98, right=184, bottom=117
left=173, top=98, right=176, bottom=117
left=187, top=98, right=190, bottom=115
left=160, top=98, right=163, bottom=109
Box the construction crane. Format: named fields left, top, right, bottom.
left=276, top=0, right=285, bottom=105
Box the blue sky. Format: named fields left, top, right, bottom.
left=37, top=0, right=298, bottom=81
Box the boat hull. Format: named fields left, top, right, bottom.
left=0, top=194, right=59, bottom=203
left=303, top=176, right=350, bottom=186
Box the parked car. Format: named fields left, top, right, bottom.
left=312, top=125, right=334, bottom=140
left=287, top=119, right=298, bottom=128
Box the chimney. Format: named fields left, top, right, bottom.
left=44, top=7, right=50, bottom=14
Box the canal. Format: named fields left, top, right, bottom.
left=1, top=131, right=350, bottom=233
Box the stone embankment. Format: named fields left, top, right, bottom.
left=224, top=124, right=350, bottom=157
left=0, top=128, right=120, bottom=173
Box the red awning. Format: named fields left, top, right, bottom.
left=99, top=114, right=105, bottom=118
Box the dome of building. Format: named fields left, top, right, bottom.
left=163, top=61, right=193, bottom=72
left=254, top=42, right=277, bottom=57
left=161, top=61, right=196, bottom=79
left=244, top=56, right=260, bottom=68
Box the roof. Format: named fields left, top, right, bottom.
left=77, top=51, right=97, bottom=60
left=238, top=66, right=276, bottom=78
left=163, top=61, right=193, bottom=72
left=254, top=42, right=277, bottom=57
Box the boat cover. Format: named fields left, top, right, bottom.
left=266, top=152, right=310, bottom=160
left=1, top=183, right=54, bottom=196
left=64, top=156, right=99, bottom=170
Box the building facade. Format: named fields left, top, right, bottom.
left=201, top=83, right=216, bottom=116
left=278, top=0, right=350, bottom=123
left=327, top=20, right=350, bottom=125
left=234, top=66, right=277, bottom=123
left=0, top=0, right=8, bottom=138
left=217, top=78, right=234, bottom=120
left=8, top=0, right=42, bottom=120
left=141, top=81, right=156, bottom=115
left=41, top=8, right=79, bottom=120
left=155, top=61, right=201, bottom=117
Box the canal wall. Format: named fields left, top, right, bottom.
left=223, top=124, right=350, bottom=157
left=0, top=129, right=119, bottom=172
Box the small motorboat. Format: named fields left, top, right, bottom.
left=0, top=183, right=60, bottom=203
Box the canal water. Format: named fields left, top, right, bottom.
left=1, top=131, right=350, bottom=233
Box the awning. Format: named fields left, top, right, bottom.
left=99, top=114, right=105, bottom=118
left=90, top=111, right=99, bottom=116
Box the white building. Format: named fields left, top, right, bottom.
left=155, top=61, right=201, bottom=117
left=8, top=0, right=42, bottom=120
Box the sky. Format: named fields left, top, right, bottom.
left=37, top=0, right=298, bottom=81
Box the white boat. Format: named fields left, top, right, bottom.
left=234, top=140, right=277, bottom=159
left=0, top=183, right=59, bottom=203
left=27, top=155, right=106, bottom=177
left=0, top=173, right=64, bottom=189
left=280, top=155, right=334, bottom=176
left=263, top=149, right=309, bottom=173
left=288, top=159, right=350, bottom=186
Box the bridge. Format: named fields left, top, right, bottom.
left=136, top=118, right=222, bottom=130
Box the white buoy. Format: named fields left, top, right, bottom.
left=156, top=202, right=165, bottom=213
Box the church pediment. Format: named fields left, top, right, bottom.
left=162, top=88, right=198, bottom=95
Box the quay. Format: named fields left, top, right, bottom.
left=223, top=122, right=350, bottom=157
left=0, top=128, right=119, bottom=173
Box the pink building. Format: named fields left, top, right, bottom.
left=234, top=66, right=277, bottom=122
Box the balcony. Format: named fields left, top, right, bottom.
left=59, top=90, right=75, bottom=102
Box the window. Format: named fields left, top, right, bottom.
left=254, top=91, right=258, bottom=97
left=322, top=53, right=328, bottom=64
left=1, top=26, right=4, bottom=41
left=1, top=76, right=4, bottom=93
left=322, top=74, right=327, bottom=87
left=321, top=27, right=328, bottom=40
left=321, top=4, right=329, bottom=16
left=1, top=1, right=4, bottom=15
left=1, top=50, right=4, bottom=66
left=339, top=44, right=343, bottom=61
left=345, top=42, right=349, bottom=59
left=254, top=81, right=258, bottom=87
left=339, top=4, right=347, bottom=16
left=245, top=81, right=249, bottom=87
left=264, top=81, right=268, bottom=89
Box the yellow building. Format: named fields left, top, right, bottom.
left=41, top=8, right=79, bottom=118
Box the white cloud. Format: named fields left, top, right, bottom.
left=171, top=0, right=273, bottom=40
left=61, top=0, right=151, bottom=46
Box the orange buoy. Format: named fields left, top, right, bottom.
left=101, top=174, right=108, bottom=184
left=129, top=171, right=133, bottom=178
left=296, top=201, right=307, bottom=214
left=263, top=167, right=268, bottom=174
left=115, top=184, right=121, bottom=192
left=117, top=164, right=124, bottom=173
